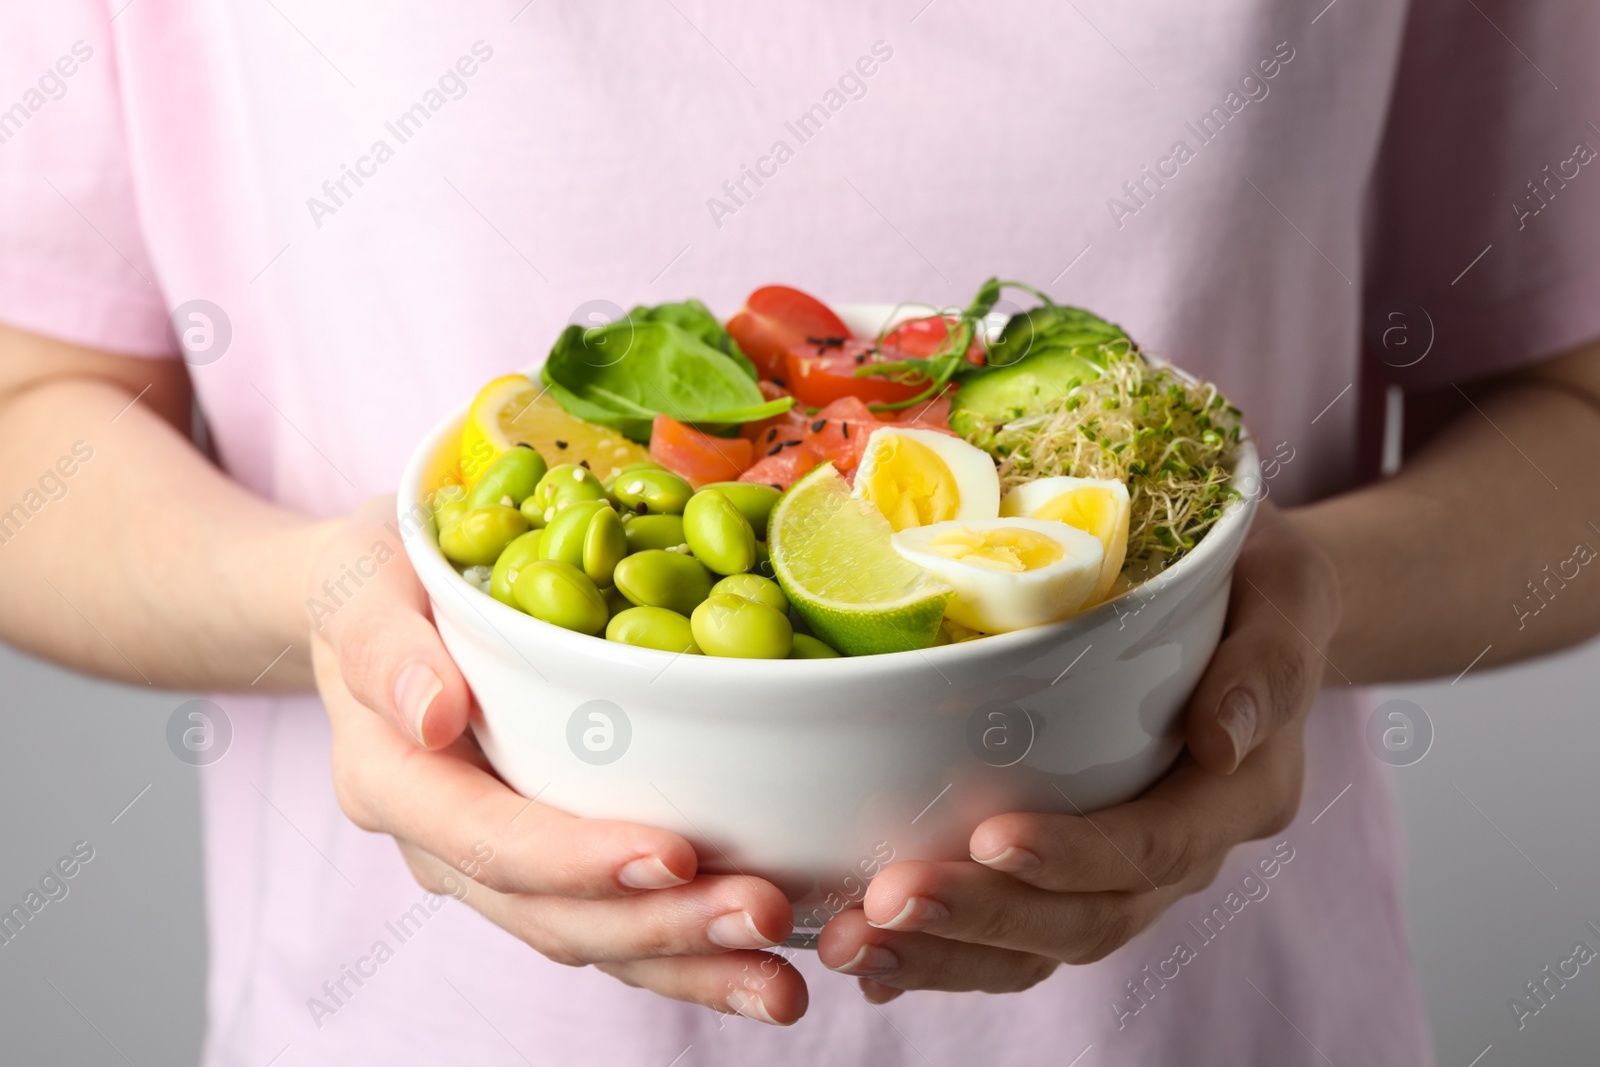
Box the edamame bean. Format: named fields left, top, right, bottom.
left=701, top=481, right=781, bottom=540
left=467, top=445, right=547, bottom=509
left=603, top=584, right=632, bottom=617
left=603, top=461, right=666, bottom=493
left=690, top=594, right=792, bottom=659
left=512, top=560, right=609, bottom=635
left=439, top=505, right=529, bottom=567
left=788, top=633, right=841, bottom=659
left=752, top=540, right=775, bottom=580
left=611, top=468, right=693, bottom=516
left=612, top=549, right=714, bottom=616
left=606, top=606, right=700, bottom=654
left=531, top=463, right=607, bottom=519
left=539, top=500, right=611, bottom=568
left=431, top=484, right=468, bottom=532
left=489, top=529, right=544, bottom=607
left=582, top=506, right=628, bottom=587
left=682, top=489, right=756, bottom=576
left=519, top=495, right=547, bottom=528
left=711, top=573, right=788, bottom=614
left=623, top=514, right=687, bottom=553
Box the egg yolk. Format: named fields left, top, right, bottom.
left=925, top=526, right=1064, bottom=572
left=860, top=435, right=961, bottom=532
left=1034, top=486, right=1121, bottom=549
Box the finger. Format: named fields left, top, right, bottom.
left=403, top=841, right=793, bottom=962
left=325, top=653, right=701, bottom=899
left=818, top=909, right=1058, bottom=994
left=312, top=495, right=471, bottom=748
left=1184, top=501, right=1340, bottom=773
left=599, top=952, right=809, bottom=1025
left=969, top=727, right=1304, bottom=893
left=857, top=859, right=1171, bottom=964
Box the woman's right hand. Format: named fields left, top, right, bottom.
left=306, top=496, right=807, bottom=1024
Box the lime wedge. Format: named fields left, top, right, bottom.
left=769, top=463, right=953, bottom=655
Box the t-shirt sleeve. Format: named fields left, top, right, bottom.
left=1365, top=0, right=1600, bottom=389
left=0, top=3, right=171, bottom=356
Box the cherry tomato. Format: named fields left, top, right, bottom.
left=649, top=414, right=753, bottom=486
left=883, top=316, right=985, bottom=366
left=783, top=339, right=928, bottom=408
left=726, top=286, right=851, bottom=380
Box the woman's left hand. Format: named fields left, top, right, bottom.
left=816, top=502, right=1340, bottom=1001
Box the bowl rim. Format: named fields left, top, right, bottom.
left=399, top=342, right=1260, bottom=678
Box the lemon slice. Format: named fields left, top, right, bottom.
left=459, top=374, right=650, bottom=487
left=769, top=463, right=953, bottom=655
left=1000, top=476, right=1130, bottom=604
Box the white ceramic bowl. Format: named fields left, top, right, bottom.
left=399, top=306, right=1260, bottom=934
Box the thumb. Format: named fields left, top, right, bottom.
left=1184, top=503, right=1342, bottom=774
left=308, top=495, right=472, bottom=749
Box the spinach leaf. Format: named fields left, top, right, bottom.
left=626, top=299, right=757, bottom=381
left=543, top=320, right=791, bottom=442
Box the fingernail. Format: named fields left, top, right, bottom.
left=972, top=846, right=1041, bottom=873
left=393, top=663, right=444, bottom=745
left=617, top=856, right=688, bottom=890
left=860, top=978, right=904, bottom=1005
left=1218, top=689, right=1257, bottom=768
left=727, top=988, right=781, bottom=1025
left=707, top=911, right=778, bottom=950
left=866, top=897, right=949, bottom=933
left=832, top=943, right=900, bottom=978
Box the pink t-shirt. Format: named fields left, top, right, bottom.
left=5, top=2, right=1598, bottom=1064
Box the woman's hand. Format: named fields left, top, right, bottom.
left=308, top=497, right=808, bottom=1024
left=816, top=502, right=1340, bottom=1001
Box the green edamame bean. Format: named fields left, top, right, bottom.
left=539, top=500, right=610, bottom=568
left=606, top=606, right=700, bottom=654
left=612, top=549, right=714, bottom=617
left=623, top=514, right=687, bottom=553
left=711, top=573, right=788, bottom=614
left=519, top=495, right=547, bottom=529
left=431, top=484, right=468, bottom=532
left=582, top=506, right=628, bottom=587
left=530, top=463, right=608, bottom=520
left=603, top=584, right=632, bottom=617
left=682, top=489, right=756, bottom=576
left=511, top=560, right=609, bottom=635
left=468, top=446, right=547, bottom=509
left=690, top=593, right=792, bottom=659
left=610, top=468, right=693, bottom=516
left=788, top=633, right=841, bottom=659
left=439, top=505, right=529, bottom=567
left=752, top=540, right=775, bottom=580
left=489, top=529, right=544, bottom=607
left=701, top=481, right=781, bottom=540
left=603, top=461, right=666, bottom=492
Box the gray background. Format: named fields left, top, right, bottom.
left=1, top=636, right=1596, bottom=1066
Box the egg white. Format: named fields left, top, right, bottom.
left=1000, top=476, right=1130, bottom=604
left=891, top=517, right=1104, bottom=633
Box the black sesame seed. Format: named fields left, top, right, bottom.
left=766, top=428, right=777, bottom=443
left=842, top=422, right=851, bottom=438
left=782, top=439, right=801, bottom=448
left=769, top=483, right=782, bottom=491
left=854, top=353, right=866, bottom=364
left=555, top=440, right=568, bottom=449
left=810, top=419, right=826, bottom=433
left=579, top=459, right=590, bottom=469
left=767, top=443, right=783, bottom=457
left=515, top=442, right=535, bottom=450
left=771, top=377, right=786, bottom=388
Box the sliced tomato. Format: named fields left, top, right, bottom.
left=883, top=316, right=984, bottom=366
left=784, top=339, right=930, bottom=408
left=726, top=286, right=852, bottom=380
left=739, top=441, right=822, bottom=491
left=649, top=414, right=753, bottom=486
left=891, top=390, right=954, bottom=430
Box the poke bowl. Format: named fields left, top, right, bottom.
left=398, top=286, right=1262, bottom=935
